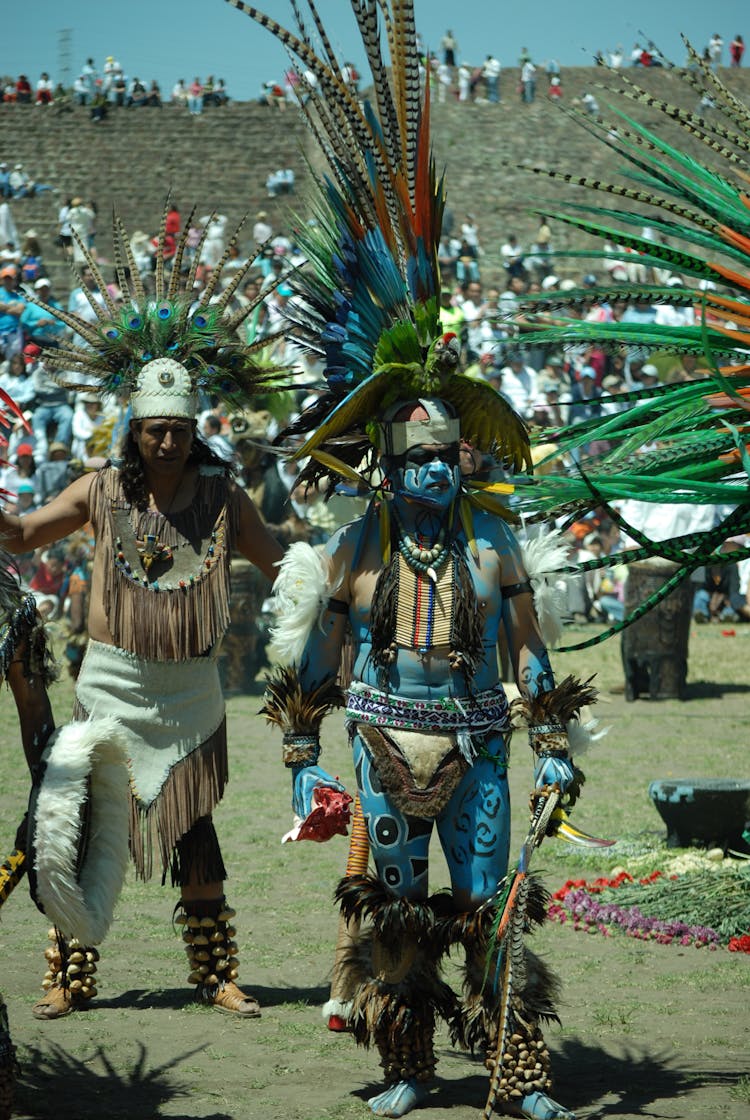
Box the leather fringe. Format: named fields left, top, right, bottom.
left=73, top=696, right=228, bottom=882
left=89, top=468, right=236, bottom=660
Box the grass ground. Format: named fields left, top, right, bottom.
left=0, top=620, right=748, bottom=1119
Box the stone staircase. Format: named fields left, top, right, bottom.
left=2, top=65, right=749, bottom=292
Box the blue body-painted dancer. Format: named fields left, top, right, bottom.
left=266, top=398, right=581, bottom=1120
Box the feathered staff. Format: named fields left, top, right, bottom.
left=224, top=0, right=531, bottom=497
left=482, top=790, right=561, bottom=1120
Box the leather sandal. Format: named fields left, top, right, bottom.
left=204, top=980, right=261, bottom=1018
left=32, top=985, right=84, bottom=1020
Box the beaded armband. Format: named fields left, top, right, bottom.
left=262, top=665, right=344, bottom=768
left=528, top=722, right=569, bottom=758
left=282, top=733, right=322, bottom=768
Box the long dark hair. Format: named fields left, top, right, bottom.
left=118, top=422, right=230, bottom=510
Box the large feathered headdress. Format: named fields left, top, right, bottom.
left=225, top=0, right=531, bottom=502
left=30, top=202, right=289, bottom=417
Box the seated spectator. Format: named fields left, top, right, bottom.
left=499, top=351, right=538, bottom=419
left=694, top=564, right=744, bottom=623
left=16, top=75, right=32, bottom=104
left=259, top=81, right=286, bottom=109
left=201, top=413, right=235, bottom=462
left=188, top=77, right=204, bottom=115
left=127, top=77, right=148, bottom=107
left=203, top=75, right=216, bottom=107
left=71, top=392, right=104, bottom=459
left=0, top=441, right=37, bottom=498
left=455, top=241, right=480, bottom=286
left=0, top=266, right=25, bottom=356
left=20, top=231, right=45, bottom=284
left=214, top=78, right=229, bottom=105
left=438, top=286, right=466, bottom=338
left=0, top=164, right=10, bottom=200
left=581, top=91, right=599, bottom=116
left=147, top=81, right=162, bottom=107
left=9, top=165, right=54, bottom=199
left=9, top=166, right=31, bottom=199
left=500, top=233, right=525, bottom=279
left=35, top=441, right=73, bottom=504
left=27, top=347, right=73, bottom=459
left=0, top=350, right=35, bottom=408
left=111, top=70, right=127, bottom=106
left=73, top=74, right=90, bottom=106
left=28, top=546, right=67, bottom=618
left=548, top=76, right=562, bottom=99
left=171, top=78, right=188, bottom=107
left=265, top=168, right=295, bottom=196
left=13, top=480, right=38, bottom=516
left=21, top=277, right=67, bottom=348
left=253, top=210, right=273, bottom=246
left=36, top=73, right=54, bottom=105
left=90, top=89, right=108, bottom=122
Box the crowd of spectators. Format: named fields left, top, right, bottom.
left=2, top=25, right=744, bottom=121
left=0, top=198, right=356, bottom=673
left=2, top=56, right=231, bottom=121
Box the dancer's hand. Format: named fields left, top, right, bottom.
left=291, top=764, right=346, bottom=819
left=533, top=753, right=575, bottom=794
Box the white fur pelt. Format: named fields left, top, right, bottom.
left=521, top=530, right=570, bottom=650
left=267, top=542, right=336, bottom=666
left=32, top=717, right=131, bottom=945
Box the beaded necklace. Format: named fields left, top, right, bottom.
left=393, top=507, right=451, bottom=583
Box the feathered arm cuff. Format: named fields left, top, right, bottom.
left=261, top=665, right=344, bottom=767
left=266, top=542, right=337, bottom=667
left=510, top=675, right=598, bottom=757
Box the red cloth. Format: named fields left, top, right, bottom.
left=285, top=787, right=353, bottom=843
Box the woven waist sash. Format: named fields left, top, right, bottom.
left=345, top=680, right=510, bottom=736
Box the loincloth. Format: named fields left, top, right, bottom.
left=74, top=639, right=228, bottom=879
left=347, top=682, right=510, bottom=819
left=356, top=724, right=467, bottom=819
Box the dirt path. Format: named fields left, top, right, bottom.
left=1, top=624, right=748, bottom=1119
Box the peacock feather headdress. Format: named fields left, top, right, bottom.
left=224, top=0, right=531, bottom=501
left=30, top=202, right=291, bottom=416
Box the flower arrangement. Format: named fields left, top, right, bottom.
left=549, top=866, right=750, bottom=951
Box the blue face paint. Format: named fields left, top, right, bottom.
left=393, top=445, right=461, bottom=511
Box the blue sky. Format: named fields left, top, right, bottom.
left=3, top=1, right=746, bottom=101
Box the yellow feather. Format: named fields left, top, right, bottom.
left=459, top=497, right=479, bottom=561
left=309, top=449, right=370, bottom=487
left=468, top=479, right=516, bottom=495
left=379, top=499, right=391, bottom=565
left=466, top=490, right=520, bottom=525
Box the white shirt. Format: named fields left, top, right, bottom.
left=500, top=364, right=537, bottom=418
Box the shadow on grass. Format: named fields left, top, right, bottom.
left=15, top=1039, right=231, bottom=1119
left=353, top=1037, right=741, bottom=1115
left=87, top=981, right=331, bottom=1012
left=681, top=679, right=750, bottom=700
